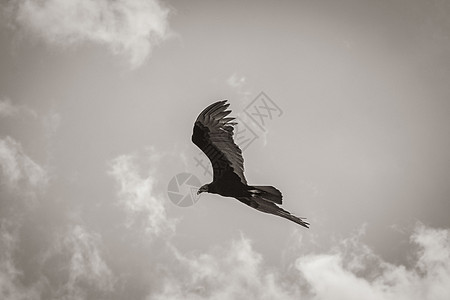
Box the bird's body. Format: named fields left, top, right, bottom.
left=192, top=100, right=309, bottom=228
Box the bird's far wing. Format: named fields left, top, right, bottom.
left=192, top=100, right=246, bottom=184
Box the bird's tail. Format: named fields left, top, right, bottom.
left=250, top=185, right=283, bottom=204
left=273, top=208, right=310, bottom=228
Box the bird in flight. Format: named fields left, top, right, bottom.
left=192, top=100, right=309, bottom=228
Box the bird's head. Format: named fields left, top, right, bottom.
left=197, top=184, right=210, bottom=195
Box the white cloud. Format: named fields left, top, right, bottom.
left=0, top=98, right=18, bottom=117
left=42, top=225, right=115, bottom=299
left=0, top=136, right=48, bottom=191
left=108, top=150, right=176, bottom=236
left=296, top=224, right=450, bottom=300
left=149, top=224, right=450, bottom=300
left=0, top=203, right=114, bottom=300
left=155, top=235, right=295, bottom=300
left=227, top=73, right=247, bottom=90
left=0, top=220, right=43, bottom=300
left=0, top=98, right=37, bottom=118
left=11, top=0, right=173, bottom=68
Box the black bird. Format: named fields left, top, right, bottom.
left=192, top=100, right=309, bottom=228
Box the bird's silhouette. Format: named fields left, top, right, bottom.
left=192, top=100, right=309, bottom=228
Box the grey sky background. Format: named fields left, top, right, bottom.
left=1, top=0, right=449, bottom=299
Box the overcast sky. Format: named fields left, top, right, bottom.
left=1, top=0, right=449, bottom=299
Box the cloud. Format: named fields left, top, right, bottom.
left=0, top=220, right=115, bottom=300
left=226, top=73, right=253, bottom=103
left=295, top=224, right=450, bottom=300
left=0, top=97, right=61, bottom=144
left=0, top=220, right=43, bottom=300
left=155, top=235, right=295, bottom=300
left=0, top=98, right=37, bottom=118
left=0, top=136, right=48, bottom=192
left=108, top=150, right=176, bottom=236
left=11, top=0, right=173, bottom=68
left=0, top=98, right=18, bottom=117
left=148, top=224, right=450, bottom=300
left=227, top=73, right=247, bottom=90
left=0, top=99, right=114, bottom=299
left=41, top=224, right=115, bottom=299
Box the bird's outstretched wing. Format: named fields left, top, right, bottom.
left=237, top=197, right=310, bottom=228
left=192, top=100, right=246, bottom=184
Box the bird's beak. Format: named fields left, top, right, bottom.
left=197, top=189, right=201, bottom=195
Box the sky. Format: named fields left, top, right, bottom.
left=0, top=0, right=450, bottom=299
